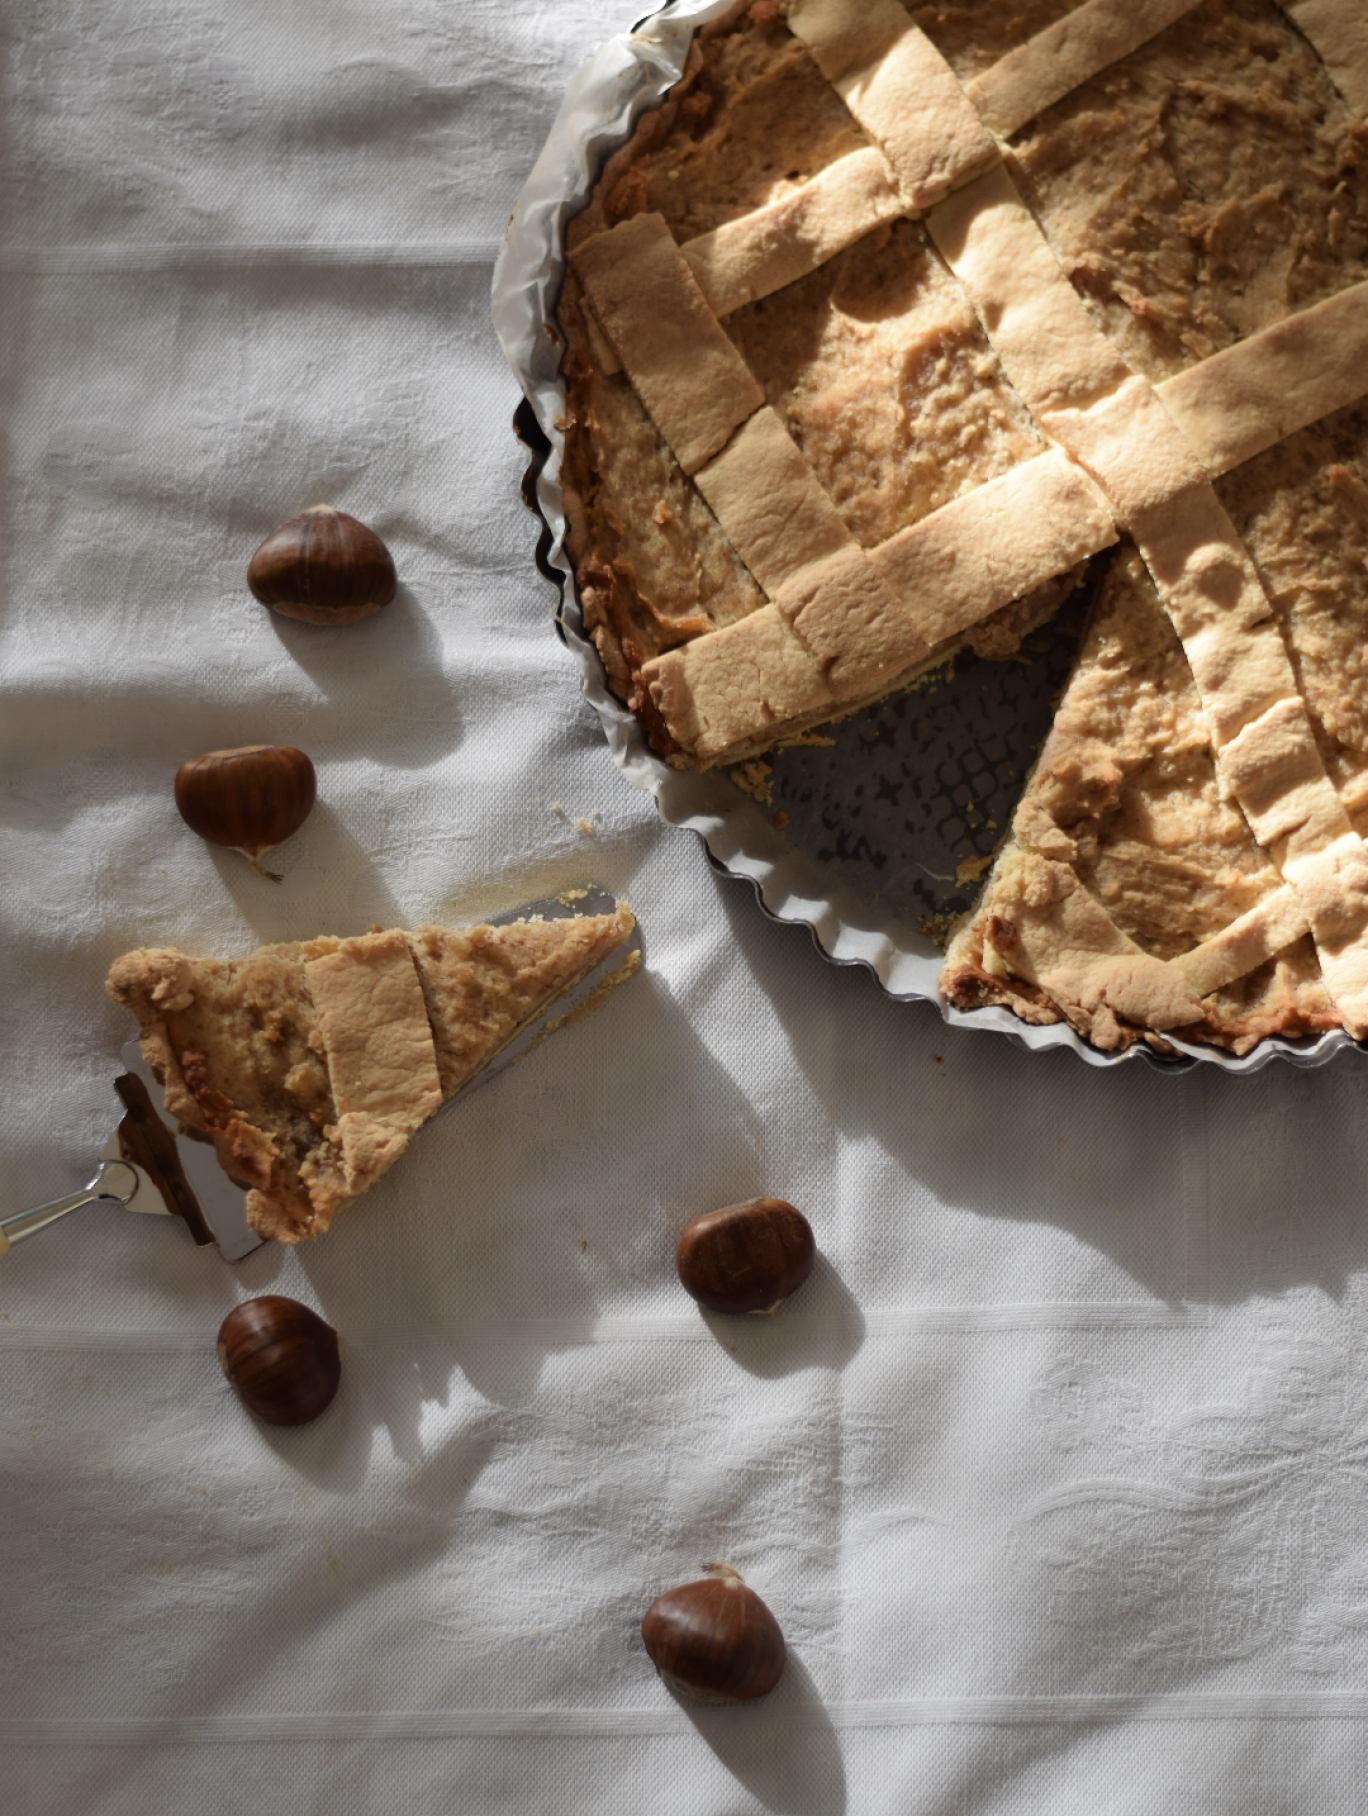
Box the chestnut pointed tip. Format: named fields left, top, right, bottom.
left=174, top=745, right=316, bottom=876
left=642, top=1569, right=786, bottom=1703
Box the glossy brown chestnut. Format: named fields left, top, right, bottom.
left=174, top=743, right=316, bottom=879
left=248, top=506, right=397, bottom=624
left=641, top=1564, right=786, bottom=1702
left=217, top=1296, right=340, bottom=1427
left=675, top=1198, right=815, bottom=1315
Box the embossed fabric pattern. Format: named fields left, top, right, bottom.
left=2, top=2, right=1368, bottom=1811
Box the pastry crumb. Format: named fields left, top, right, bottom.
left=730, top=759, right=773, bottom=805
left=920, top=907, right=967, bottom=948
left=773, top=811, right=789, bottom=831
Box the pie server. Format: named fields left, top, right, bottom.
left=0, top=884, right=640, bottom=1263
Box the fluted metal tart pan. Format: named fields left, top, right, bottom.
left=491, top=0, right=1354, bottom=1075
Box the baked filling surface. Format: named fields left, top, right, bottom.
left=558, top=0, right=1368, bottom=1054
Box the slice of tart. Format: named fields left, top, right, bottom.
left=106, top=904, right=636, bottom=1243
left=552, top=0, right=1368, bottom=1053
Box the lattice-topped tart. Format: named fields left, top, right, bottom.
left=555, top=0, right=1368, bottom=1056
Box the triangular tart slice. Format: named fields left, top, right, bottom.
left=106, top=904, right=635, bottom=1243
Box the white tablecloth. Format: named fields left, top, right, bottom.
left=4, top=3, right=1368, bottom=1809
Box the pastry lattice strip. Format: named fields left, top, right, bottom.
left=964, top=0, right=1204, bottom=136
left=1156, top=282, right=1368, bottom=478
left=782, top=0, right=998, bottom=209
left=568, top=1, right=1368, bottom=1026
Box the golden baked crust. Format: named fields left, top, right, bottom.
left=557, top=0, right=1368, bottom=1052
left=107, top=906, right=635, bottom=1241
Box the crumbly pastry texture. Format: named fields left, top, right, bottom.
left=558, top=0, right=1368, bottom=1054
left=106, top=906, right=635, bottom=1242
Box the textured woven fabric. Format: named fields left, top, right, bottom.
left=3, top=2, right=1368, bottom=1810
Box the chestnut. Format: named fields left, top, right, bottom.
left=642, top=1564, right=786, bottom=1702
left=675, top=1198, right=815, bottom=1315
left=174, top=743, right=316, bottom=879
left=217, top=1296, right=340, bottom=1426
left=248, top=506, right=397, bottom=624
